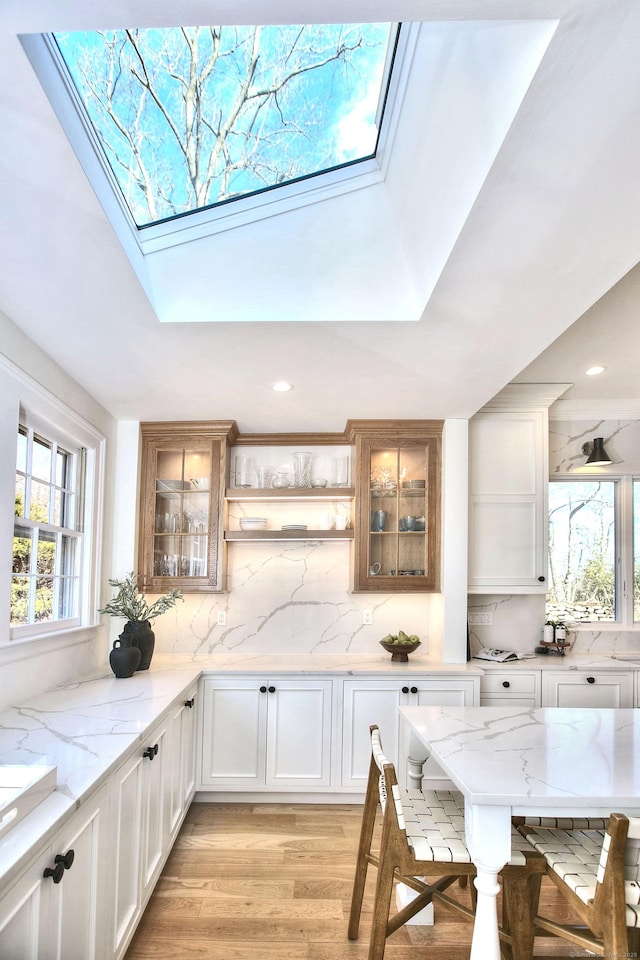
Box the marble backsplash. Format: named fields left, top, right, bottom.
left=467, top=593, right=640, bottom=656
left=151, top=540, right=434, bottom=658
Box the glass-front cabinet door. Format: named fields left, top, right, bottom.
left=350, top=423, right=442, bottom=592
left=138, top=422, right=236, bottom=592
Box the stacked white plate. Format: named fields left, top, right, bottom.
left=239, top=517, right=268, bottom=531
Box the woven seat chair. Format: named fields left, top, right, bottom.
left=348, top=724, right=545, bottom=960
left=519, top=813, right=640, bottom=957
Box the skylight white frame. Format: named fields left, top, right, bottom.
left=21, top=22, right=417, bottom=257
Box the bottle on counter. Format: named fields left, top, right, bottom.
left=555, top=623, right=566, bottom=642
left=543, top=622, right=555, bottom=643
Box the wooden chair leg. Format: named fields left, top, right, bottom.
left=367, top=857, right=398, bottom=960
left=500, top=868, right=542, bottom=960
left=349, top=758, right=381, bottom=940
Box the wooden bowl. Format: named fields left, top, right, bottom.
left=379, top=640, right=421, bottom=663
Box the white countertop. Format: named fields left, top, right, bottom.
left=0, top=649, right=634, bottom=893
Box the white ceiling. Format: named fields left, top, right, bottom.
left=1, top=0, right=639, bottom=433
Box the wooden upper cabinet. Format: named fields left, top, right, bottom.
left=347, top=420, right=443, bottom=593
left=137, top=419, right=442, bottom=594
left=138, top=421, right=237, bottom=593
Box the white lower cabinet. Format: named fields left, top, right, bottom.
left=0, top=783, right=108, bottom=960
left=541, top=671, right=633, bottom=708
left=480, top=671, right=540, bottom=707
left=110, top=711, right=180, bottom=960
left=341, top=677, right=479, bottom=790
left=200, top=677, right=333, bottom=790
left=166, top=683, right=198, bottom=845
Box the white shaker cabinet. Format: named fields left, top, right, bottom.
left=166, top=684, right=198, bottom=846
left=200, top=677, right=333, bottom=790
left=469, top=407, right=548, bottom=593
left=0, top=784, right=108, bottom=960
left=541, top=671, right=633, bottom=708
left=110, top=719, right=170, bottom=960
left=341, top=677, right=479, bottom=790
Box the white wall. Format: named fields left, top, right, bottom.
left=0, top=311, right=117, bottom=711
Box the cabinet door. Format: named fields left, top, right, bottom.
left=141, top=724, right=168, bottom=899
left=341, top=680, right=404, bottom=788
left=349, top=423, right=442, bottom=593
left=266, top=680, right=333, bottom=788
left=167, top=686, right=198, bottom=844
left=468, top=409, right=547, bottom=593
left=0, top=847, right=51, bottom=960
left=138, top=421, right=236, bottom=593
left=541, top=671, right=633, bottom=708
left=45, top=787, right=107, bottom=960
left=200, top=678, right=267, bottom=787
left=0, top=788, right=107, bottom=960
left=110, top=749, right=145, bottom=958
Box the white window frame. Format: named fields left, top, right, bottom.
left=548, top=475, right=638, bottom=629
left=9, top=403, right=104, bottom=644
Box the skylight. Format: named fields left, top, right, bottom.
left=52, top=24, right=398, bottom=229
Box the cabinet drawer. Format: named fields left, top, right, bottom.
left=481, top=673, right=537, bottom=695
left=541, top=671, right=633, bottom=708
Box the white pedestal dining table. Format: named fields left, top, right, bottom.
left=400, top=705, right=640, bottom=960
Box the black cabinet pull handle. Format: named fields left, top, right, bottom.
left=538, top=576, right=545, bottom=582
left=55, top=849, right=74, bottom=870
left=185, top=698, right=195, bottom=708
left=44, top=862, right=65, bottom=884
left=402, top=686, right=409, bottom=694
left=268, top=685, right=276, bottom=693
left=587, top=676, right=596, bottom=684
left=410, top=687, right=418, bottom=695
left=502, top=681, right=511, bottom=688
left=143, top=743, right=159, bottom=759
left=260, top=685, right=267, bottom=693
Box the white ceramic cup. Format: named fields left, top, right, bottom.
left=369, top=562, right=382, bottom=575
left=334, top=515, right=350, bottom=530
left=318, top=514, right=334, bottom=530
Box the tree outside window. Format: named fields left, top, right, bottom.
left=547, top=481, right=616, bottom=623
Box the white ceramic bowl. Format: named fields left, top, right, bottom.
left=239, top=517, right=268, bottom=531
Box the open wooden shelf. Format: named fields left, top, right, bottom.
left=225, top=529, right=354, bottom=541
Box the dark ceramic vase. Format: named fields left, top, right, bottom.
left=109, top=638, right=141, bottom=678
left=121, top=620, right=155, bottom=670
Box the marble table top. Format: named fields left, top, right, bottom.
left=401, top=704, right=640, bottom=810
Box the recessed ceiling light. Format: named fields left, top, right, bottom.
left=585, top=365, right=606, bottom=376
left=272, top=381, right=293, bottom=392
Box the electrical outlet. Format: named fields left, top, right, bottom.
left=362, top=609, right=373, bottom=625
left=217, top=611, right=227, bottom=626
left=468, top=612, right=493, bottom=626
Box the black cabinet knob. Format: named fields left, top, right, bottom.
left=55, top=849, right=75, bottom=870
left=502, top=681, right=511, bottom=688
left=410, top=687, right=418, bottom=695
left=402, top=686, right=409, bottom=694
left=184, top=698, right=195, bottom=708
left=143, top=743, right=159, bottom=760
left=268, top=685, right=276, bottom=693
left=538, top=576, right=545, bottom=582
left=587, top=676, right=596, bottom=684
left=44, top=862, right=65, bottom=884
left=260, top=685, right=267, bottom=693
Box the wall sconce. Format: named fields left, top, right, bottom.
left=581, top=437, right=612, bottom=465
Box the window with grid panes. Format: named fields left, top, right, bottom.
left=12, top=422, right=83, bottom=630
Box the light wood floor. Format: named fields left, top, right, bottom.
left=124, top=802, right=593, bottom=959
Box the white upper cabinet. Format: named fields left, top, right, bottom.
left=468, top=385, right=569, bottom=594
